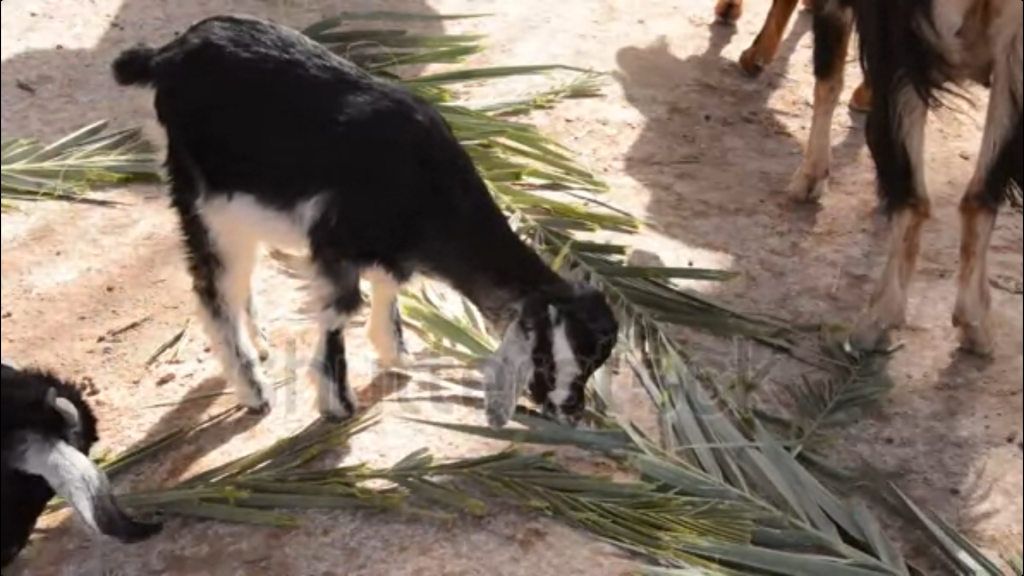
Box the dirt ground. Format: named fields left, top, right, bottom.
left=1, top=0, right=1020, bottom=574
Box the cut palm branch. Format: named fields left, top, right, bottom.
left=1, top=120, right=159, bottom=210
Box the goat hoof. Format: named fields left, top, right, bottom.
left=244, top=402, right=271, bottom=416
left=240, top=389, right=273, bottom=416
left=849, top=83, right=871, bottom=112
left=953, top=314, right=994, bottom=356
left=738, top=49, right=766, bottom=76
left=848, top=98, right=871, bottom=114
left=374, top=352, right=409, bottom=371
left=714, top=1, right=742, bottom=23
left=254, top=337, right=270, bottom=362
left=786, top=170, right=828, bottom=202
left=319, top=406, right=354, bottom=423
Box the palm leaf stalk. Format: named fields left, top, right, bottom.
left=25, top=11, right=1007, bottom=576
left=1, top=120, right=159, bottom=210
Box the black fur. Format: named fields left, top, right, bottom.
left=111, top=15, right=618, bottom=422
left=981, top=112, right=1023, bottom=210
left=111, top=45, right=159, bottom=86
left=810, top=0, right=853, bottom=80
left=1, top=364, right=160, bottom=568
left=851, top=0, right=979, bottom=212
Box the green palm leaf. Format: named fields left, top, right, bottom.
left=1, top=120, right=159, bottom=210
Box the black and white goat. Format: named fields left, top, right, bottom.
left=796, top=0, right=1021, bottom=354
left=1, top=360, right=161, bottom=568
left=110, top=15, right=618, bottom=427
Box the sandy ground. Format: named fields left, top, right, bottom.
left=1, top=0, right=1021, bottom=574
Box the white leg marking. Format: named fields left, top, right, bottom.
left=364, top=267, right=406, bottom=369
left=198, top=200, right=272, bottom=411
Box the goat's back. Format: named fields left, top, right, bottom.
left=128, top=16, right=495, bottom=226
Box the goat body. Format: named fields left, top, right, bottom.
left=1, top=362, right=161, bottom=568
left=111, top=15, right=618, bottom=427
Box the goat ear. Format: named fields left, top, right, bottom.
left=47, top=388, right=80, bottom=430
left=482, top=318, right=535, bottom=429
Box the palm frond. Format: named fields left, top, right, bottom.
left=885, top=485, right=1007, bottom=575
left=1006, top=551, right=1021, bottom=573
left=753, top=339, right=896, bottom=456
left=1, top=120, right=159, bottom=210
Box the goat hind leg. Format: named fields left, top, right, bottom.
left=848, top=86, right=929, bottom=352
left=179, top=199, right=273, bottom=414
left=951, top=64, right=1021, bottom=355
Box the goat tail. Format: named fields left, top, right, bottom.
left=112, top=45, right=160, bottom=86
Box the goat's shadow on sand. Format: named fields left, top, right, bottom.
left=2, top=0, right=444, bottom=572
left=614, top=18, right=866, bottom=252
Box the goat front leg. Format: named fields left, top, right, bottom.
left=310, top=260, right=362, bottom=421
left=787, top=0, right=853, bottom=201
left=737, top=0, right=801, bottom=75
left=848, top=85, right=930, bottom=352
left=179, top=198, right=273, bottom=414
left=364, top=267, right=408, bottom=369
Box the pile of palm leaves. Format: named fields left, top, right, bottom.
left=12, top=11, right=1016, bottom=575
